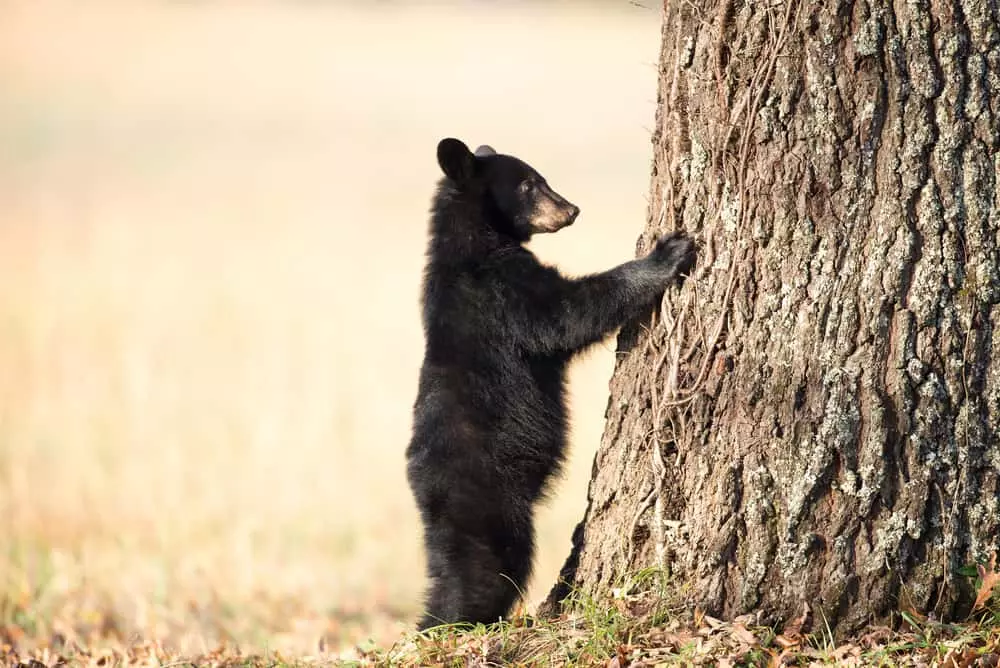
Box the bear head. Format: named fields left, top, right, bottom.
left=436, top=137, right=580, bottom=240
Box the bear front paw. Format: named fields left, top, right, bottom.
left=650, top=232, right=697, bottom=278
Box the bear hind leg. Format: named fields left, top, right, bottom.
left=418, top=520, right=531, bottom=630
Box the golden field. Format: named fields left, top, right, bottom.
left=0, top=1, right=661, bottom=656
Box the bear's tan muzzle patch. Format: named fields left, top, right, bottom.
left=531, top=185, right=579, bottom=233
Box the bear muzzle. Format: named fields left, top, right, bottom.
left=531, top=187, right=580, bottom=233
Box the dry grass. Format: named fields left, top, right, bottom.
left=0, top=0, right=663, bottom=657
left=365, top=589, right=1000, bottom=667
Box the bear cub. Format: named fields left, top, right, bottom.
left=406, top=138, right=696, bottom=630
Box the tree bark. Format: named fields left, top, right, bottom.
left=545, top=0, right=1000, bottom=638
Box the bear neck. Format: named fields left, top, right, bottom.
left=428, top=181, right=526, bottom=263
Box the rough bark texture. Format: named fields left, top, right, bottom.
left=546, top=0, right=1000, bottom=637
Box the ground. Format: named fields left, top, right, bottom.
left=8, top=569, right=1000, bottom=665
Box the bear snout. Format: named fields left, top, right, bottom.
left=532, top=195, right=579, bottom=233
left=566, top=204, right=580, bottom=224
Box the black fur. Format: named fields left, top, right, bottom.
left=406, top=138, right=695, bottom=630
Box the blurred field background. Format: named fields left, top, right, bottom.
left=0, top=0, right=661, bottom=657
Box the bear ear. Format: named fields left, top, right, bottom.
left=437, top=138, right=475, bottom=183
left=474, top=145, right=496, bottom=157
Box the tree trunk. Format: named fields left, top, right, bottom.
left=545, top=0, right=1000, bottom=638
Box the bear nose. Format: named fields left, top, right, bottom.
left=567, top=205, right=580, bottom=223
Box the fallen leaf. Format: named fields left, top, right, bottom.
left=702, top=615, right=725, bottom=630
left=830, top=643, right=862, bottom=660
left=941, top=647, right=977, bottom=668
left=772, top=647, right=798, bottom=667
left=660, top=631, right=698, bottom=650
left=781, top=602, right=810, bottom=640
left=974, top=553, right=1000, bottom=611
left=977, top=652, right=999, bottom=667
left=730, top=624, right=758, bottom=647
left=857, top=625, right=894, bottom=648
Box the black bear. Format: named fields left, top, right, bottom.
left=406, top=138, right=695, bottom=630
